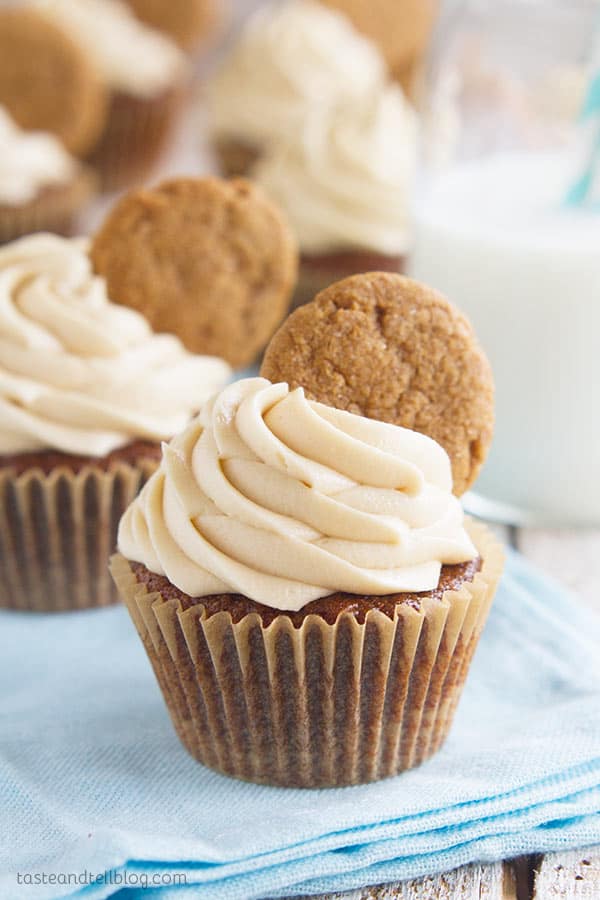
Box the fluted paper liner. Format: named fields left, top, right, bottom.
left=0, top=459, right=156, bottom=612
left=111, top=520, right=504, bottom=787
left=86, top=86, right=185, bottom=192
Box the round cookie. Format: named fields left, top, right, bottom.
left=90, top=177, right=298, bottom=368
left=260, top=272, right=494, bottom=496
left=124, top=0, right=220, bottom=50
left=320, top=0, right=438, bottom=82
left=0, top=8, right=108, bottom=156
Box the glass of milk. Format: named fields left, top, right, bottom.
left=410, top=0, right=600, bottom=525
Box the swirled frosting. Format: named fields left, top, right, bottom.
left=118, top=378, right=476, bottom=610
left=0, top=106, right=76, bottom=207
left=34, top=0, right=186, bottom=97
left=253, top=85, right=417, bottom=254
left=0, top=234, right=231, bottom=456
left=208, top=0, right=386, bottom=148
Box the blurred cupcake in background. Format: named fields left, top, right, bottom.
left=320, top=0, right=439, bottom=98
left=253, top=84, right=417, bottom=306
left=0, top=233, right=231, bottom=613
left=35, top=0, right=189, bottom=191
left=124, top=0, right=223, bottom=54
left=207, top=0, right=386, bottom=177
left=0, top=106, right=95, bottom=244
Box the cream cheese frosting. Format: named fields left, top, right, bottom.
left=118, top=378, right=476, bottom=610
left=208, top=0, right=386, bottom=148
left=34, top=0, right=186, bottom=98
left=0, top=234, right=231, bottom=456
left=253, top=85, right=418, bottom=255
left=0, top=107, right=76, bottom=207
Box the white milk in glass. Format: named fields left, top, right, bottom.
left=410, top=152, right=600, bottom=524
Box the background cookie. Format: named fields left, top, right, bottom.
left=260, top=272, right=494, bottom=496
left=320, top=0, right=438, bottom=84
left=0, top=8, right=107, bottom=156
left=124, top=0, right=221, bottom=50
left=91, top=177, right=298, bottom=368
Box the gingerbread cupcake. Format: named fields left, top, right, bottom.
left=0, top=107, right=95, bottom=244
left=254, top=84, right=417, bottom=307
left=90, top=176, right=298, bottom=368
left=0, top=233, right=231, bottom=612
left=110, top=273, right=503, bottom=788
left=35, top=0, right=188, bottom=191
left=207, top=0, right=386, bottom=177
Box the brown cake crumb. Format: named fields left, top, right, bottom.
left=130, top=556, right=481, bottom=626
left=0, top=440, right=161, bottom=476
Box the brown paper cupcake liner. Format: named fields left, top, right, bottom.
left=111, top=520, right=504, bottom=787
left=0, top=168, right=96, bottom=245
left=0, top=459, right=156, bottom=612
left=295, top=252, right=406, bottom=309
left=86, top=85, right=186, bottom=192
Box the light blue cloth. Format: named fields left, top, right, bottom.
left=1, top=550, right=600, bottom=900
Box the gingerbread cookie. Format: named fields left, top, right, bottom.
left=0, top=8, right=107, bottom=156
left=260, top=272, right=494, bottom=495
left=91, top=177, right=298, bottom=368
left=125, top=0, right=220, bottom=50
left=321, top=0, right=438, bottom=83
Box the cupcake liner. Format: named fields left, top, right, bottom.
left=86, top=85, right=185, bottom=192
left=296, top=252, right=405, bottom=309
left=213, top=137, right=262, bottom=178
left=111, top=520, right=504, bottom=787
left=0, top=168, right=96, bottom=245
left=0, top=459, right=157, bottom=612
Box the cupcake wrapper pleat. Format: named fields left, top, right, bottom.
left=0, top=460, right=156, bottom=612
left=111, top=520, right=504, bottom=787
left=86, top=86, right=185, bottom=192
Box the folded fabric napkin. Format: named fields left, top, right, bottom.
left=1, top=549, right=600, bottom=900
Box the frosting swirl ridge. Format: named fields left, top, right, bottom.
left=0, top=234, right=231, bottom=456
left=118, top=378, right=476, bottom=610
left=254, top=85, right=417, bottom=254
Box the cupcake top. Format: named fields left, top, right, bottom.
left=0, top=106, right=77, bottom=207
left=118, top=377, right=476, bottom=610
left=253, top=85, right=417, bottom=255
left=0, top=234, right=231, bottom=457
left=34, top=0, right=187, bottom=98
left=208, top=0, right=386, bottom=148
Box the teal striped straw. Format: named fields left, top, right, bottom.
left=565, top=30, right=600, bottom=209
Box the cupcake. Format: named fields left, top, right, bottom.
left=253, top=84, right=417, bottom=307
left=0, top=233, right=231, bottom=612
left=35, top=0, right=188, bottom=191
left=207, top=0, right=386, bottom=177
left=111, top=275, right=503, bottom=788
left=124, top=0, right=222, bottom=53
left=0, top=107, right=95, bottom=244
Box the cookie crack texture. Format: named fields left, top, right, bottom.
left=260, top=272, right=494, bottom=496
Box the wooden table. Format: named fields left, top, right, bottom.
left=289, top=524, right=600, bottom=900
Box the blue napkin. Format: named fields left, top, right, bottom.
left=1, top=550, right=600, bottom=900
